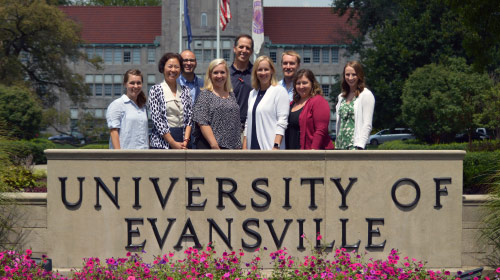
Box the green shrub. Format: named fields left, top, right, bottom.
left=0, top=138, right=55, bottom=165
left=463, top=151, right=500, bottom=194
left=80, top=143, right=108, bottom=149
left=0, top=165, right=37, bottom=192
left=377, top=140, right=500, bottom=193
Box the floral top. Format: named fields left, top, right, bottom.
left=335, top=97, right=356, bottom=150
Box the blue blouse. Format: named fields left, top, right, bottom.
left=106, top=94, right=149, bottom=149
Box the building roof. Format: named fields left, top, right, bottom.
left=59, top=6, right=161, bottom=45
left=263, top=7, right=357, bottom=46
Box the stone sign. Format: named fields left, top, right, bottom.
left=46, top=150, right=465, bottom=268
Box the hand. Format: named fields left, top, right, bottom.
left=182, top=139, right=190, bottom=149
left=170, top=141, right=184, bottom=149
left=272, top=147, right=279, bottom=150
left=211, top=144, right=221, bottom=150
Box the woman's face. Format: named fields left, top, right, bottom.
left=124, top=74, right=142, bottom=100
left=256, top=60, right=273, bottom=87
left=211, top=63, right=227, bottom=90
left=163, top=58, right=181, bottom=83
left=344, top=66, right=359, bottom=89
left=295, top=75, right=312, bottom=99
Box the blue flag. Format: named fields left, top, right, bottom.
left=184, top=0, right=193, bottom=50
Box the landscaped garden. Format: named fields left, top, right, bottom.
left=2, top=244, right=500, bottom=279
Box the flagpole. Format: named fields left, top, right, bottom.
left=179, top=0, right=183, bottom=53
left=216, top=0, right=220, bottom=59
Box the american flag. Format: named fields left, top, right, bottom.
left=220, top=0, right=231, bottom=31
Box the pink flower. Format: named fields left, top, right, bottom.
left=496, top=267, right=500, bottom=273
left=127, top=277, right=136, bottom=280
left=317, top=234, right=322, bottom=241
left=25, top=249, right=32, bottom=255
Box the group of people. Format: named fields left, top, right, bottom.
left=106, top=34, right=375, bottom=151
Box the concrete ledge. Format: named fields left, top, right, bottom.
left=45, top=149, right=466, bottom=161
left=1, top=192, right=47, bottom=204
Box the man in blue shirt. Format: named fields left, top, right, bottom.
left=178, top=50, right=204, bottom=105
left=230, top=34, right=254, bottom=130
left=278, top=50, right=301, bottom=101
left=178, top=50, right=204, bottom=148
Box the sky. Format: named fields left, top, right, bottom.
left=263, top=0, right=333, bottom=7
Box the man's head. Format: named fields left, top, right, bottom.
left=281, top=51, right=301, bottom=81
left=233, top=34, right=253, bottom=65
left=180, top=50, right=197, bottom=76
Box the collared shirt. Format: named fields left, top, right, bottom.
left=230, top=63, right=253, bottom=125
left=279, top=79, right=294, bottom=102
left=177, top=74, right=204, bottom=105
left=106, top=94, right=148, bottom=149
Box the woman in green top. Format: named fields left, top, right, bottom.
left=335, top=61, right=375, bottom=150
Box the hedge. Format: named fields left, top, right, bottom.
left=378, top=140, right=500, bottom=193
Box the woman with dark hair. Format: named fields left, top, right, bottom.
left=192, top=59, right=241, bottom=149
left=335, top=61, right=375, bottom=150
left=106, top=69, right=148, bottom=149
left=285, top=69, right=333, bottom=150
left=243, top=56, right=289, bottom=150
left=148, top=52, right=193, bottom=149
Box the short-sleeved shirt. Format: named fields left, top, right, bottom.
left=193, top=90, right=242, bottom=149
left=230, top=63, right=253, bottom=126
left=106, top=94, right=148, bottom=149
left=177, top=74, right=204, bottom=105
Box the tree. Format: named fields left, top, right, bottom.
left=401, top=58, right=492, bottom=143
left=476, top=84, right=500, bottom=139
left=358, top=0, right=466, bottom=128
left=446, top=0, right=500, bottom=74
left=0, top=0, right=101, bottom=107
left=0, top=84, right=42, bottom=140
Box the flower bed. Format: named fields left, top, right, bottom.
left=1, top=247, right=500, bottom=279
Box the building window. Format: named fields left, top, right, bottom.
left=95, top=109, right=104, bottom=119
left=113, top=84, right=122, bottom=96
left=321, top=85, right=330, bottom=97
left=95, top=84, right=103, bottom=96
left=133, top=49, right=141, bottom=64
left=86, top=48, right=94, bottom=59
left=203, top=49, right=212, bottom=62
left=331, top=48, right=339, bottom=64
left=322, top=48, right=329, bottom=63
left=147, top=74, right=156, bottom=95
left=70, top=109, right=79, bottom=119
left=313, top=48, right=320, bottom=63
left=269, top=49, right=277, bottom=63
left=104, top=84, right=112, bottom=96
left=123, top=49, right=131, bottom=63
left=104, top=48, right=113, bottom=65
left=303, top=48, right=311, bottom=63
left=114, top=48, right=122, bottom=65
left=201, top=13, right=207, bottom=27
left=148, top=48, right=156, bottom=64
left=223, top=49, right=230, bottom=61
left=94, top=48, right=103, bottom=59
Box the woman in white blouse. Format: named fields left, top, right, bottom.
left=243, top=56, right=289, bottom=150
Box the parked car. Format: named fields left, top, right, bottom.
left=455, top=128, right=491, bottom=142
left=48, top=132, right=87, bottom=145
left=367, top=128, right=416, bottom=145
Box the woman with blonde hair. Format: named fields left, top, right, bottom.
left=335, top=61, right=375, bottom=150
left=106, top=69, right=148, bottom=149
left=192, top=59, right=241, bottom=149
left=243, top=56, right=289, bottom=150
left=285, top=69, right=333, bottom=150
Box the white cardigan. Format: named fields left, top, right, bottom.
left=335, top=88, right=375, bottom=149
left=244, top=85, right=289, bottom=150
